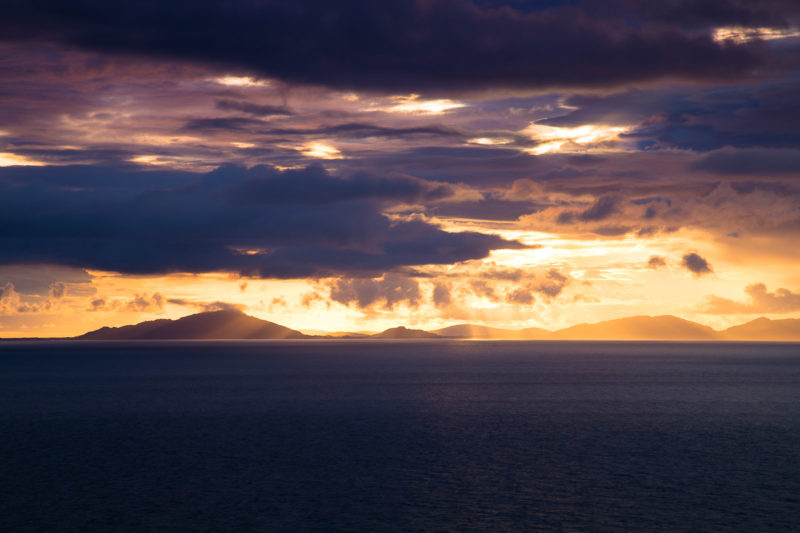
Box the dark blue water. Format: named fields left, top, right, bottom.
left=1, top=341, right=799, bottom=532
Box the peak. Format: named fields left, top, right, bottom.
left=76, top=308, right=307, bottom=340
left=199, top=308, right=245, bottom=315
left=372, top=326, right=440, bottom=339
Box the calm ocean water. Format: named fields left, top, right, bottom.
left=1, top=340, right=798, bottom=532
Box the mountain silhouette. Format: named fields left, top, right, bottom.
left=434, top=324, right=549, bottom=339
left=76, top=309, right=308, bottom=340
left=70, top=311, right=799, bottom=341
left=436, top=316, right=799, bottom=341
left=720, top=317, right=800, bottom=341
left=548, top=315, right=719, bottom=341
left=370, top=326, right=441, bottom=339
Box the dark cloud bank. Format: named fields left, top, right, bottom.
left=1, top=0, right=770, bottom=93
left=0, top=165, right=522, bottom=278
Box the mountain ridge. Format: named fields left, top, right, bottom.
left=76, top=309, right=309, bottom=340
left=548, top=315, right=719, bottom=341
left=48, top=310, right=800, bottom=342
left=721, top=317, right=800, bottom=342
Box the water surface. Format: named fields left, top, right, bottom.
left=1, top=341, right=798, bottom=531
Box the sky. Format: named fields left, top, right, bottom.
left=2, top=0, right=800, bottom=337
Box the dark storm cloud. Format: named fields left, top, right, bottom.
left=0, top=164, right=523, bottom=278
left=557, top=195, right=618, bottom=224
left=541, top=83, right=800, bottom=153
left=692, top=148, right=800, bottom=175
left=183, top=119, right=463, bottom=140
left=264, top=124, right=464, bottom=140
left=183, top=117, right=266, bottom=131
left=478, top=0, right=800, bottom=26
left=577, top=196, right=619, bottom=221
left=605, top=0, right=800, bottom=28
left=215, top=99, right=293, bottom=117
left=428, top=197, right=542, bottom=221
left=728, top=181, right=796, bottom=196
left=232, top=165, right=457, bottom=205
left=681, top=252, right=713, bottom=275
left=0, top=0, right=765, bottom=93
left=346, top=146, right=546, bottom=186
left=0, top=164, right=198, bottom=192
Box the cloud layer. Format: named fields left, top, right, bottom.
left=2, top=0, right=800, bottom=334
left=0, top=164, right=522, bottom=278
left=1, top=0, right=769, bottom=93
left=701, top=283, right=800, bottom=314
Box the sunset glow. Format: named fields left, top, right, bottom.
left=1, top=1, right=799, bottom=339
left=3, top=5, right=799, bottom=533
left=524, top=124, right=631, bottom=154
left=712, top=26, right=800, bottom=43
left=382, top=94, right=467, bottom=114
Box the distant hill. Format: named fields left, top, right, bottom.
left=302, top=330, right=373, bottom=338
left=720, top=317, right=800, bottom=341
left=370, top=326, right=441, bottom=339
left=434, top=324, right=549, bottom=339
left=69, top=311, right=800, bottom=342
left=433, top=317, right=720, bottom=340
left=76, top=309, right=309, bottom=340
left=519, top=327, right=551, bottom=339
left=548, top=315, right=719, bottom=341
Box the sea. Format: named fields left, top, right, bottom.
left=1, top=340, right=798, bottom=532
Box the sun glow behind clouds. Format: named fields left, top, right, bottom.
left=382, top=94, right=466, bottom=115
left=300, top=142, right=343, bottom=159
left=713, top=26, right=800, bottom=43
left=211, top=75, right=270, bottom=87
left=0, top=152, right=45, bottom=166
left=128, top=155, right=201, bottom=169
left=523, top=123, right=630, bottom=154
left=467, top=137, right=514, bottom=146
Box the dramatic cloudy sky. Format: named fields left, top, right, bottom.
left=2, top=0, right=800, bottom=336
